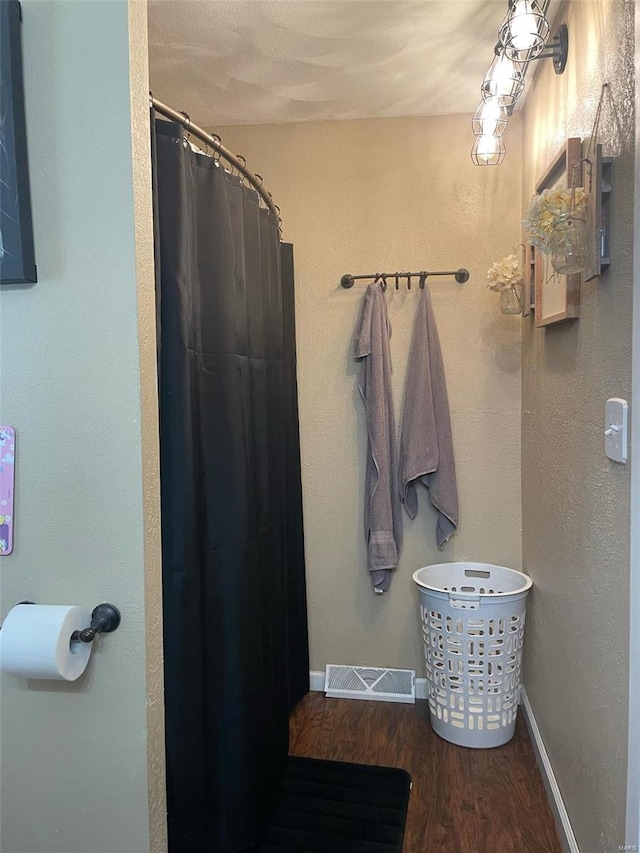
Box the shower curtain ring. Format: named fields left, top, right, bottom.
left=179, top=111, right=192, bottom=148
left=419, top=272, right=427, bottom=289
left=236, top=154, right=247, bottom=184
left=255, top=174, right=264, bottom=189
left=407, top=274, right=411, bottom=290
left=211, top=134, right=222, bottom=164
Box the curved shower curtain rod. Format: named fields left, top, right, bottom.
left=150, top=94, right=282, bottom=230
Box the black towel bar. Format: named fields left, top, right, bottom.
left=341, top=269, right=470, bottom=288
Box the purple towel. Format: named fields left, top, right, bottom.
left=399, top=285, right=458, bottom=547
left=354, top=282, right=403, bottom=592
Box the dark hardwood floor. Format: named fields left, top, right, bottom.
left=289, top=692, right=561, bottom=853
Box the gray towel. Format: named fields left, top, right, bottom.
left=399, top=285, right=458, bottom=547
left=354, top=281, right=403, bottom=592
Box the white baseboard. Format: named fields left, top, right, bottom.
left=520, top=687, right=580, bottom=853
left=415, top=677, right=428, bottom=699
left=309, top=669, right=429, bottom=699
left=309, top=670, right=325, bottom=691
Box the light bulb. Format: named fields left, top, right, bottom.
left=477, top=135, right=499, bottom=164
left=479, top=100, right=501, bottom=136
left=493, top=55, right=516, bottom=96
left=483, top=53, right=521, bottom=102
left=510, top=0, right=538, bottom=50
left=471, top=134, right=505, bottom=166
left=472, top=98, right=508, bottom=138
left=500, top=0, right=550, bottom=61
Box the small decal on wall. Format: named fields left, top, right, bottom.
left=0, top=426, right=15, bottom=555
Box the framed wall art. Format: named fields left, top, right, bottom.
left=531, top=137, right=582, bottom=327
left=0, top=0, right=37, bottom=284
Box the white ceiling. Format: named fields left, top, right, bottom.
left=147, top=1, right=552, bottom=127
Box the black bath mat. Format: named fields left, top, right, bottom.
left=255, top=756, right=411, bottom=852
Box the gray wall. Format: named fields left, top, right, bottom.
left=0, top=2, right=165, bottom=852
left=521, top=2, right=634, bottom=851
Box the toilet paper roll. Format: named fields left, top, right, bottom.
left=0, top=604, right=93, bottom=681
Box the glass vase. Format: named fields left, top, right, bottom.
left=500, top=283, right=523, bottom=314
left=550, top=212, right=588, bottom=275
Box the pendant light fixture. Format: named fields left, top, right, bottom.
left=471, top=1, right=569, bottom=166
left=481, top=46, right=525, bottom=108
left=499, top=0, right=550, bottom=62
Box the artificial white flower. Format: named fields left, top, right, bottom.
left=523, top=187, right=586, bottom=254
left=487, top=254, right=523, bottom=292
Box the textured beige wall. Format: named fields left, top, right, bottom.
left=217, top=114, right=523, bottom=672
left=0, top=2, right=165, bottom=852
left=521, top=2, right=635, bottom=851
left=128, top=1, right=168, bottom=850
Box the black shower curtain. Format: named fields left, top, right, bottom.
left=152, top=119, right=309, bottom=853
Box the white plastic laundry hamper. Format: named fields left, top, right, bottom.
left=413, top=562, right=532, bottom=749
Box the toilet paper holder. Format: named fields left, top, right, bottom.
left=70, top=603, right=121, bottom=643
left=2, top=601, right=121, bottom=643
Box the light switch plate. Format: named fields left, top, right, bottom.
left=605, top=398, right=628, bottom=464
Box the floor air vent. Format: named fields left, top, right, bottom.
left=325, top=664, right=416, bottom=704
